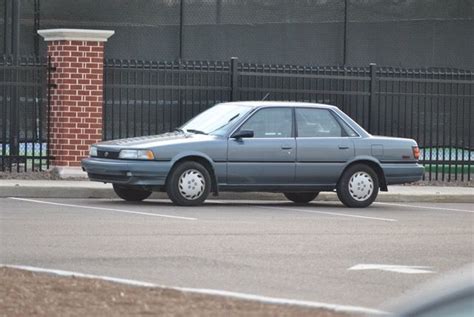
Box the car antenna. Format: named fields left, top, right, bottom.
left=262, top=92, right=270, bottom=100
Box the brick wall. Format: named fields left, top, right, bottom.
left=48, top=40, right=104, bottom=167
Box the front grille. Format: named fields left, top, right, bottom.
left=97, top=150, right=120, bottom=159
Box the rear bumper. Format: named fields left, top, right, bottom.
left=81, top=157, right=172, bottom=186
left=381, top=162, right=424, bottom=185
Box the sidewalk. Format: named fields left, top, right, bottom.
left=0, top=180, right=473, bottom=203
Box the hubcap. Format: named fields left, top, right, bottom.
left=348, top=171, right=374, bottom=201
left=178, top=169, right=205, bottom=200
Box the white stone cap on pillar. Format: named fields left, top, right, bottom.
left=52, top=166, right=88, bottom=179
left=38, top=29, right=114, bottom=42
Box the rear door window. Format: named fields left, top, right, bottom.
left=296, top=108, right=344, bottom=137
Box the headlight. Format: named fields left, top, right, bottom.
left=90, top=145, right=97, bottom=157
left=118, top=149, right=155, bottom=160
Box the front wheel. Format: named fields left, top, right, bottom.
left=337, top=164, right=379, bottom=208
left=166, top=161, right=211, bottom=206
left=113, top=184, right=152, bottom=201
left=283, top=192, right=319, bottom=204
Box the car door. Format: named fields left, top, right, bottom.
left=295, top=107, right=356, bottom=185
left=227, top=107, right=295, bottom=185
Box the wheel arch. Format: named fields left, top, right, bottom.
left=340, top=158, right=387, bottom=191
left=168, top=153, right=219, bottom=195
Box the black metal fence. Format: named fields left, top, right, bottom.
left=103, top=59, right=231, bottom=139
left=104, top=58, right=474, bottom=182
left=0, top=55, right=49, bottom=172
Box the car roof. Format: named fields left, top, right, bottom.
left=220, top=101, right=339, bottom=110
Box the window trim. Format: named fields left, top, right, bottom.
left=330, top=108, right=363, bottom=138
left=330, top=110, right=360, bottom=138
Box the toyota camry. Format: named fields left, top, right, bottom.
left=82, top=101, right=424, bottom=207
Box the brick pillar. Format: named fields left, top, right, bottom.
left=38, top=29, right=114, bottom=177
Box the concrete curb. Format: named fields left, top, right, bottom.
left=0, top=181, right=473, bottom=203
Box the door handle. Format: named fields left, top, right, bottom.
left=338, top=146, right=349, bottom=150
left=281, top=145, right=293, bottom=150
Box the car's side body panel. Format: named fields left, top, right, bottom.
left=295, top=137, right=355, bottom=185
left=353, top=136, right=418, bottom=162
left=227, top=138, right=296, bottom=184
left=351, top=136, right=424, bottom=185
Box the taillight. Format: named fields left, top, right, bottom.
left=412, top=146, right=420, bottom=160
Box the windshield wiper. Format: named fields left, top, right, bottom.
left=186, top=129, right=207, bottom=135
left=174, top=128, right=185, bottom=133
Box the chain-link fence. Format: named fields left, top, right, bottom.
left=2, top=0, right=473, bottom=69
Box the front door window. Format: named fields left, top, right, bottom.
left=240, top=108, right=292, bottom=138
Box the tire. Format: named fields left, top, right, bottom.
left=166, top=161, right=211, bottom=206
left=112, top=184, right=152, bottom=202
left=336, top=164, right=379, bottom=208
left=283, top=192, right=319, bottom=204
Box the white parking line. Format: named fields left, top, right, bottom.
left=7, top=197, right=197, bottom=221
left=256, top=206, right=397, bottom=222
left=348, top=264, right=435, bottom=274
left=2, top=264, right=389, bottom=315
left=375, top=202, right=474, bottom=213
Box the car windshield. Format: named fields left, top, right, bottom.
left=180, top=103, right=253, bottom=135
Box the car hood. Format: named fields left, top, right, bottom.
left=97, top=132, right=218, bottom=149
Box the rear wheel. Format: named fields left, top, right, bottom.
left=112, top=184, right=152, bottom=201
left=166, top=161, right=211, bottom=206
left=337, top=164, right=379, bottom=208
left=283, top=192, right=319, bottom=204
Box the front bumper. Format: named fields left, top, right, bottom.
left=382, top=162, right=425, bottom=185
left=81, top=157, right=172, bottom=186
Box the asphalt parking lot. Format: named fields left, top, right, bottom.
left=1, top=197, right=473, bottom=312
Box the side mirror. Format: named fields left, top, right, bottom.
left=232, top=130, right=254, bottom=139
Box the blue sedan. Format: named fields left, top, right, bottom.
left=82, top=102, right=424, bottom=207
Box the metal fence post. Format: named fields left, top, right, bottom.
left=178, top=0, right=184, bottom=61
left=343, top=0, right=348, bottom=66
left=230, top=57, right=239, bottom=101
left=368, top=63, right=377, bottom=133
